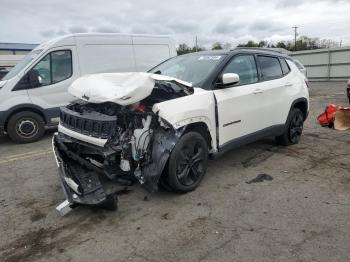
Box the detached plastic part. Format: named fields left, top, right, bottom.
left=56, top=199, right=75, bottom=216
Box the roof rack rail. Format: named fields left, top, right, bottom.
left=232, top=47, right=285, bottom=54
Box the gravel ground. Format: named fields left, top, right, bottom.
left=0, top=81, right=349, bottom=262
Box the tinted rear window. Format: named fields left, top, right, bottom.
left=280, top=58, right=290, bottom=75
left=258, top=56, right=283, bottom=80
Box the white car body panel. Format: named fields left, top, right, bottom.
left=152, top=88, right=217, bottom=151
left=69, top=72, right=192, bottom=105
left=214, top=81, right=266, bottom=146
left=59, top=59, right=309, bottom=152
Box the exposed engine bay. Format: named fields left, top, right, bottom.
left=53, top=73, right=194, bottom=214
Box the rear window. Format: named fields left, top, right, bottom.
left=258, top=56, right=283, bottom=80
left=280, top=58, right=290, bottom=75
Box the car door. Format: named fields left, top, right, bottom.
left=27, top=47, right=79, bottom=122
left=213, top=54, right=264, bottom=146
left=255, top=55, right=290, bottom=128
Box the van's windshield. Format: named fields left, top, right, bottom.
left=2, top=49, right=43, bottom=80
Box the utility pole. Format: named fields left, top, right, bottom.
left=195, top=36, right=198, bottom=52
left=292, top=26, right=298, bottom=51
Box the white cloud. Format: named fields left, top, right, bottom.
left=0, top=0, right=349, bottom=48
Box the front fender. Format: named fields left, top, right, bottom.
left=152, top=88, right=217, bottom=150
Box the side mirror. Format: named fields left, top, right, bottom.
left=221, top=73, right=240, bottom=86
left=28, top=69, right=42, bottom=88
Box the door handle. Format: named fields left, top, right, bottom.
left=284, top=82, right=293, bottom=87
left=253, top=89, right=263, bottom=94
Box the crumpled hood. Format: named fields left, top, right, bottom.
left=68, top=72, right=192, bottom=105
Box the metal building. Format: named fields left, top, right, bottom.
left=291, top=47, right=350, bottom=81
left=0, top=42, right=37, bottom=69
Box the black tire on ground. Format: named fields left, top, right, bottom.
left=276, top=108, right=304, bottom=146
left=159, top=170, right=174, bottom=192
left=99, top=194, right=118, bottom=211
left=7, top=111, right=45, bottom=143
left=166, top=131, right=208, bottom=193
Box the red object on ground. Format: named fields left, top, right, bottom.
left=317, top=104, right=342, bottom=127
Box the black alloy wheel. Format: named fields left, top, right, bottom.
left=166, top=132, right=208, bottom=193
left=289, top=110, right=304, bottom=144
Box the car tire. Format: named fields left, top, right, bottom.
left=159, top=168, right=174, bottom=192
left=166, top=131, right=208, bottom=193
left=7, top=111, right=45, bottom=143
left=99, top=194, right=118, bottom=211
left=276, top=108, right=304, bottom=146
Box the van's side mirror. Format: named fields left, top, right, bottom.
left=28, top=69, right=42, bottom=88
left=221, top=73, right=240, bottom=87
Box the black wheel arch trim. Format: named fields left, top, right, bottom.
left=289, top=97, right=309, bottom=121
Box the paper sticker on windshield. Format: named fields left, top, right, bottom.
left=198, top=56, right=221, bottom=61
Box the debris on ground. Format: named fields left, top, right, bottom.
left=317, top=104, right=350, bottom=130
left=317, top=104, right=341, bottom=127
left=161, top=213, right=169, bottom=220
left=246, top=174, right=273, bottom=184
left=334, top=109, right=350, bottom=130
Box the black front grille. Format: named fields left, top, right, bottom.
left=60, top=107, right=117, bottom=139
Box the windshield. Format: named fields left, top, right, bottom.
left=2, top=49, right=43, bottom=80
left=149, top=54, right=225, bottom=86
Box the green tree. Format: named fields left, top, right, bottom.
left=212, top=42, right=223, bottom=50
left=238, top=40, right=259, bottom=48
left=258, top=41, right=267, bottom=47
left=177, top=43, right=206, bottom=55
left=177, top=43, right=192, bottom=55
left=276, top=41, right=287, bottom=49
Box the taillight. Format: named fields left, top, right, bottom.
left=347, top=80, right=350, bottom=88
left=305, top=79, right=310, bottom=89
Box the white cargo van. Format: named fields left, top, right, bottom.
left=0, top=33, right=176, bottom=143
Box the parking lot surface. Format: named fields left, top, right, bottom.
left=0, top=82, right=349, bottom=262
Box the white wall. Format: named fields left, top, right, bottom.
left=291, top=47, right=350, bottom=81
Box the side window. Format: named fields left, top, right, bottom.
left=32, top=54, right=51, bottom=85
left=51, top=51, right=72, bottom=83
left=280, top=58, right=290, bottom=75
left=222, top=55, right=258, bottom=85
left=32, top=50, right=72, bottom=86
left=258, top=56, right=283, bottom=80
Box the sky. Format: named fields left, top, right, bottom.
left=1, top=0, right=350, bottom=48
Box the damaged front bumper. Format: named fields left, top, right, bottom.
left=52, top=134, right=112, bottom=210
left=52, top=125, right=184, bottom=214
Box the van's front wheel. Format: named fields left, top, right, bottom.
left=7, top=111, right=45, bottom=143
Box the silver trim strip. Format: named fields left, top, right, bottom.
left=52, top=134, right=60, bottom=167
left=58, top=125, right=107, bottom=147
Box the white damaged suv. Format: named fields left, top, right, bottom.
left=53, top=48, right=309, bottom=212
